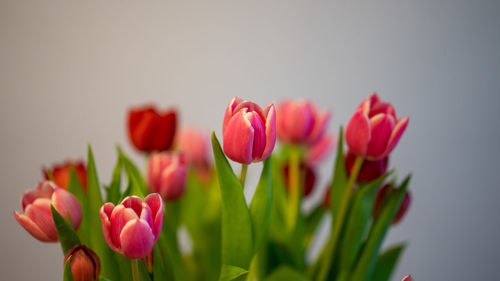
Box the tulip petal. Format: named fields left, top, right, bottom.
left=385, top=116, right=409, bottom=156
left=100, top=203, right=121, bottom=253
left=223, top=97, right=242, bottom=131
left=307, top=109, right=331, bottom=144
left=129, top=108, right=156, bottom=151
left=160, top=160, right=187, bottom=200
left=258, top=104, right=277, bottom=161
left=121, top=196, right=145, bottom=216
left=52, top=188, right=82, bottom=230
left=278, top=101, right=315, bottom=142
left=120, top=219, right=155, bottom=259
left=366, top=114, right=395, bottom=160
left=21, top=181, right=55, bottom=211
left=223, top=109, right=254, bottom=164
left=24, top=198, right=58, bottom=241
left=145, top=193, right=164, bottom=240
left=110, top=205, right=139, bottom=249
left=14, top=210, right=54, bottom=242
left=151, top=110, right=177, bottom=151
left=246, top=111, right=266, bottom=159
left=401, top=275, right=414, bottom=281
left=345, top=109, right=371, bottom=156
left=306, top=133, right=335, bottom=165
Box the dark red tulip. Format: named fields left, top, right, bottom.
left=128, top=105, right=177, bottom=152
left=345, top=151, right=388, bottom=183
left=282, top=162, right=316, bottom=197
left=43, top=161, right=87, bottom=191
left=373, top=184, right=411, bottom=224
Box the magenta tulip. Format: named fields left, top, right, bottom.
left=100, top=194, right=163, bottom=259
left=148, top=152, right=187, bottom=201
left=345, top=93, right=409, bottom=160
left=13, top=181, right=82, bottom=242
left=222, top=97, right=276, bottom=164
left=277, top=100, right=331, bottom=145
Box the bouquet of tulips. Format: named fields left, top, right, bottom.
left=13, top=94, right=413, bottom=281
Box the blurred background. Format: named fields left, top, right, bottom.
left=1, top=0, right=499, bottom=280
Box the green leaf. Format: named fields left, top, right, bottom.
left=63, top=259, right=75, bottom=281
left=264, top=266, right=310, bottom=281
left=137, top=259, right=153, bottom=281
left=219, top=264, right=248, bottom=281
left=67, top=167, right=88, bottom=243
left=115, top=253, right=133, bottom=281
left=372, top=244, right=406, bottom=281
left=153, top=244, right=167, bottom=281
left=157, top=207, right=182, bottom=281
left=330, top=126, right=348, bottom=223
left=106, top=157, right=122, bottom=204
left=350, top=175, right=411, bottom=281
left=51, top=205, right=80, bottom=254
left=118, top=146, right=148, bottom=197
left=211, top=132, right=253, bottom=269
left=249, top=157, right=273, bottom=253
left=304, top=205, right=325, bottom=248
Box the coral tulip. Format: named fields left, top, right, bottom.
left=64, top=245, right=100, bottom=281
left=345, top=151, right=389, bottom=183
left=128, top=105, right=177, bottom=152
left=345, top=93, right=409, bottom=160
left=13, top=181, right=82, bottom=242
left=43, top=160, right=87, bottom=191
left=373, top=184, right=411, bottom=224
left=176, top=127, right=211, bottom=169
left=148, top=152, right=187, bottom=201
left=222, top=97, right=276, bottom=164
left=100, top=194, right=164, bottom=259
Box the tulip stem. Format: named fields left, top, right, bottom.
left=317, top=156, right=363, bottom=281
left=286, top=146, right=302, bottom=232
left=131, top=259, right=141, bottom=281
left=239, top=164, right=248, bottom=188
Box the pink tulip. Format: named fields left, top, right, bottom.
left=176, top=127, right=210, bottom=169
left=305, top=133, right=336, bottom=165
left=148, top=152, right=187, bottom=201
left=345, top=93, right=409, bottom=160
left=277, top=100, right=331, bottom=145
left=222, top=97, right=276, bottom=164
left=100, top=194, right=163, bottom=259
left=401, top=275, right=414, bottom=281
left=13, top=181, right=82, bottom=242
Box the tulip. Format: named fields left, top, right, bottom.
left=100, top=194, right=164, bottom=259
left=373, top=184, right=412, bottom=224
left=345, top=93, right=409, bottom=160
left=128, top=105, right=177, bottom=152
left=305, top=133, right=335, bottom=166
left=43, top=160, right=88, bottom=191
left=176, top=127, right=211, bottom=169
left=64, top=245, right=100, bottom=281
left=277, top=100, right=331, bottom=145
left=345, top=151, right=389, bottom=183
left=282, top=162, right=316, bottom=197
left=13, top=181, right=82, bottom=242
left=401, top=275, right=414, bottom=281
left=148, top=152, right=187, bottom=201
left=222, top=97, right=276, bottom=164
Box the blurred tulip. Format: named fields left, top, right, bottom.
left=222, top=97, right=276, bottom=164
left=128, top=105, right=177, bottom=152
left=13, top=181, right=82, bottom=242
left=43, top=160, right=87, bottom=191
left=345, top=151, right=389, bottom=183
left=64, top=245, right=100, bottom=281
left=282, top=162, right=316, bottom=197
left=277, top=100, right=331, bottom=145
left=100, top=194, right=164, bottom=259
left=176, top=127, right=211, bottom=169
left=323, top=188, right=331, bottom=209
left=401, top=275, right=414, bottom=281
left=148, top=152, right=187, bottom=201
left=373, top=184, right=411, bottom=224
left=345, top=93, right=409, bottom=160
left=305, top=133, right=335, bottom=166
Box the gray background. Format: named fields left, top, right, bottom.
left=1, top=1, right=499, bottom=280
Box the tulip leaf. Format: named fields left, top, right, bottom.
left=264, top=266, right=310, bottom=281
left=137, top=259, right=153, bottom=281
left=153, top=244, right=167, bottom=281
left=86, top=145, right=121, bottom=281
left=350, top=175, right=411, bottom=281
left=50, top=205, right=80, bottom=254
left=68, top=167, right=88, bottom=244
left=371, top=244, right=406, bottom=281
left=330, top=126, right=348, bottom=223
left=219, top=264, right=248, bottom=281
left=157, top=206, right=182, bottom=281
left=63, top=259, right=75, bottom=281
left=337, top=172, right=389, bottom=280
left=249, top=157, right=273, bottom=253
left=115, top=253, right=134, bottom=281
left=106, top=157, right=122, bottom=204
left=117, top=146, right=148, bottom=197
left=211, top=132, right=254, bottom=269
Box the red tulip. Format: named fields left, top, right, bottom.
left=64, top=245, right=101, bottom=281
left=282, top=162, right=316, bottom=197
left=345, top=151, right=389, bottom=183
left=277, top=100, right=331, bottom=145
left=43, top=160, right=87, bottom=191
left=345, top=93, right=409, bottom=160
left=373, top=184, right=411, bottom=224
left=147, top=152, right=187, bottom=201
left=222, top=97, right=276, bottom=164
left=100, top=194, right=163, bottom=259
left=127, top=105, right=177, bottom=152
left=14, top=181, right=82, bottom=242
left=305, top=133, right=335, bottom=166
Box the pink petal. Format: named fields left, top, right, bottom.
left=370, top=101, right=396, bottom=119
left=100, top=203, right=121, bottom=253
left=279, top=101, right=315, bottom=142
left=246, top=111, right=266, bottom=159
left=24, top=199, right=58, bottom=241
left=145, top=193, right=164, bottom=240
left=233, top=101, right=266, bottom=122
left=223, top=97, right=243, bottom=131
left=160, top=160, right=187, bottom=200
left=121, top=196, right=145, bottom=216
left=345, top=109, right=371, bottom=156
left=222, top=109, right=254, bottom=164
left=14, top=210, right=54, bottom=242
left=401, top=275, right=414, bottom=281
left=366, top=114, right=395, bottom=160
left=51, top=188, right=82, bottom=230
left=305, top=133, right=335, bottom=165
left=258, top=104, right=277, bottom=161
left=307, top=109, right=331, bottom=144
left=147, top=152, right=161, bottom=193
left=110, top=205, right=139, bottom=250
left=21, top=181, right=55, bottom=211
left=120, top=219, right=155, bottom=259
left=385, top=116, right=409, bottom=156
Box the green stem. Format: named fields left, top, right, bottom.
left=131, top=259, right=141, bottom=281
left=246, top=255, right=259, bottom=281
left=286, top=146, right=302, bottom=232
left=240, top=164, right=248, bottom=188
left=317, top=156, right=364, bottom=281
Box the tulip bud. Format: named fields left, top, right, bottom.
left=345, top=93, right=409, bottom=160
left=401, top=275, right=414, bottom=281
left=64, top=245, right=100, bottom=281
left=128, top=105, right=177, bottom=152
left=14, top=181, right=82, bottom=242
left=100, top=194, right=164, bottom=259
left=277, top=100, right=331, bottom=145
left=282, top=162, right=316, bottom=197
left=222, top=97, right=276, bottom=164
left=373, top=184, right=411, bottom=224
left=345, top=151, right=389, bottom=183
left=305, top=133, right=335, bottom=166
left=43, top=160, right=88, bottom=191
left=148, top=152, right=187, bottom=201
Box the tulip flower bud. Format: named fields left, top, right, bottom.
left=401, top=275, right=414, bottom=281
left=305, top=133, right=335, bottom=166
left=64, top=245, right=100, bottom=281
left=100, top=194, right=164, bottom=259
left=345, top=93, right=409, bottom=160
left=373, top=184, right=411, bottom=224
left=345, top=151, right=389, bottom=183
left=14, top=181, right=82, bottom=242
left=128, top=105, right=177, bottom=152
left=277, top=100, right=331, bottom=145
left=148, top=152, right=187, bottom=201
left=43, top=160, right=88, bottom=191
left=222, top=97, right=276, bottom=164
left=282, top=162, right=316, bottom=197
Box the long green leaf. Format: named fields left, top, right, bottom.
left=372, top=244, right=406, bottom=281
left=350, top=175, right=411, bottom=281
left=153, top=244, right=167, bottom=281
left=63, top=259, right=75, bottom=281
left=264, top=266, right=310, bottom=281
left=118, top=146, right=148, bottom=197
left=219, top=264, right=248, bottom=281
left=211, top=132, right=254, bottom=269
left=106, top=157, right=122, bottom=204
left=330, top=126, right=348, bottom=223
left=51, top=205, right=80, bottom=254
left=67, top=167, right=88, bottom=244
